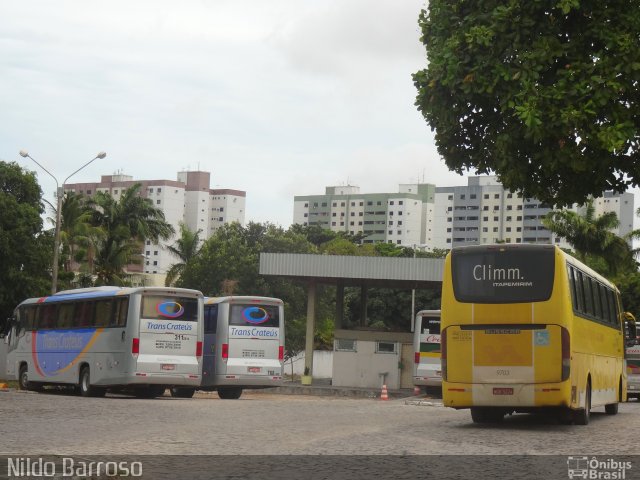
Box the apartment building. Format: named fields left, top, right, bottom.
left=64, top=170, right=245, bottom=280
left=294, top=176, right=634, bottom=250
left=293, top=184, right=436, bottom=246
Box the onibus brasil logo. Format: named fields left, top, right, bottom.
left=567, top=456, right=632, bottom=479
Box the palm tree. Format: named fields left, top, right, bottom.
left=88, top=183, right=175, bottom=285
left=58, top=192, right=99, bottom=274
left=165, top=223, right=202, bottom=287
left=543, top=198, right=634, bottom=275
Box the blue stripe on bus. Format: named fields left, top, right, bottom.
left=41, top=290, right=124, bottom=303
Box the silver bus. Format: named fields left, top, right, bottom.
left=413, top=309, right=442, bottom=389
left=170, top=296, right=284, bottom=399
left=3, top=286, right=203, bottom=398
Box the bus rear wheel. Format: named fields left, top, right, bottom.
left=79, top=367, right=106, bottom=398
left=170, top=387, right=196, bottom=398
left=218, top=387, right=242, bottom=400
left=573, top=381, right=591, bottom=425
left=470, top=407, right=504, bottom=424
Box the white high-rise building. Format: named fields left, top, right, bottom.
left=64, top=170, right=245, bottom=282
left=293, top=176, right=634, bottom=250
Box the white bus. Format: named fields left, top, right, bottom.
left=413, top=310, right=442, bottom=390
left=170, top=296, right=284, bottom=399
left=626, top=343, right=640, bottom=400
left=3, top=286, right=203, bottom=398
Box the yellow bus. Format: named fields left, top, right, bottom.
left=440, top=244, right=636, bottom=425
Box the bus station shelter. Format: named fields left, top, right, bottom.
left=259, top=253, right=445, bottom=389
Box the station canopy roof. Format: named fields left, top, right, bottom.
left=259, top=253, right=444, bottom=289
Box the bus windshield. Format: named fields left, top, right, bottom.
left=229, top=304, right=280, bottom=328
left=451, top=246, right=555, bottom=303
left=141, top=295, right=199, bottom=322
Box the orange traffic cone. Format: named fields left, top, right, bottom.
left=413, top=386, right=421, bottom=396
left=380, top=384, right=389, bottom=401
left=0, top=383, right=8, bottom=392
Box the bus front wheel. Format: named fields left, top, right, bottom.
left=170, top=387, right=196, bottom=398
left=218, top=388, right=242, bottom=400
left=18, top=365, right=30, bottom=391
left=79, top=367, right=106, bottom=398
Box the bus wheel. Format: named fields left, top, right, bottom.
left=218, top=388, right=242, bottom=400
left=79, top=367, right=106, bottom=398
left=573, top=381, right=591, bottom=425
left=605, top=380, right=621, bottom=415
left=18, top=365, right=30, bottom=391
left=170, top=387, right=196, bottom=398
left=470, top=407, right=504, bottom=424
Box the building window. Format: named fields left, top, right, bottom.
left=335, top=339, right=356, bottom=352
left=157, top=188, right=162, bottom=193
left=484, top=194, right=489, bottom=199
left=156, top=200, right=161, bottom=204
left=398, top=201, right=403, bottom=205
left=494, top=194, right=500, bottom=199
left=304, top=213, right=308, bottom=217
left=460, top=195, right=465, bottom=200
left=304, top=203, right=309, bottom=207
left=153, top=261, right=158, bottom=266
left=376, top=340, right=397, bottom=353
left=483, top=206, right=489, bottom=211
left=390, top=201, right=395, bottom=205
left=470, top=194, right=477, bottom=199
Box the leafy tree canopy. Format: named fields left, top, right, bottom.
left=0, top=161, right=52, bottom=320
left=414, top=1, right=640, bottom=207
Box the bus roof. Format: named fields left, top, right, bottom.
left=204, top=296, right=283, bottom=305
left=17, top=286, right=204, bottom=307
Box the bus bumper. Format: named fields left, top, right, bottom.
left=442, top=381, right=570, bottom=409
left=128, top=373, right=201, bottom=387
left=205, top=374, right=283, bottom=388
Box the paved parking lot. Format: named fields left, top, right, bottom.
left=2, top=389, right=640, bottom=456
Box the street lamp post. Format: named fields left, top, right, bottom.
left=19, top=150, right=106, bottom=294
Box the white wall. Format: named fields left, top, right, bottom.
left=283, top=350, right=333, bottom=379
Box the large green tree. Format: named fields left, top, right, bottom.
left=0, top=161, right=52, bottom=321
left=414, top=1, right=640, bottom=207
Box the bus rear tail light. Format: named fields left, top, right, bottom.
left=414, top=352, right=420, bottom=364
left=278, top=346, right=284, bottom=361
left=196, top=341, right=203, bottom=358
left=132, top=338, right=140, bottom=357
left=221, top=343, right=229, bottom=361
left=561, top=327, right=570, bottom=382
left=441, top=329, right=447, bottom=381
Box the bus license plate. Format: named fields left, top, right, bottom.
left=493, top=387, right=513, bottom=395
left=248, top=367, right=261, bottom=373
left=161, top=364, right=176, bottom=371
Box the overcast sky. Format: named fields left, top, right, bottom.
left=0, top=0, right=474, bottom=227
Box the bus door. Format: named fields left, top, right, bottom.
left=202, top=303, right=218, bottom=386
left=137, top=294, right=200, bottom=380
left=225, top=302, right=282, bottom=379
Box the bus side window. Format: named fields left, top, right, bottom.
left=592, top=282, right=603, bottom=321
left=205, top=305, right=218, bottom=334
left=94, top=300, right=114, bottom=328
left=38, top=304, right=57, bottom=329
left=573, top=269, right=585, bottom=314
left=567, top=266, right=577, bottom=309
left=57, top=303, right=75, bottom=330
left=112, top=298, right=129, bottom=327
left=19, top=306, right=36, bottom=333
left=76, top=301, right=94, bottom=327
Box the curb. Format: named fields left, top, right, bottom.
left=404, top=399, right=444, bottom=407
